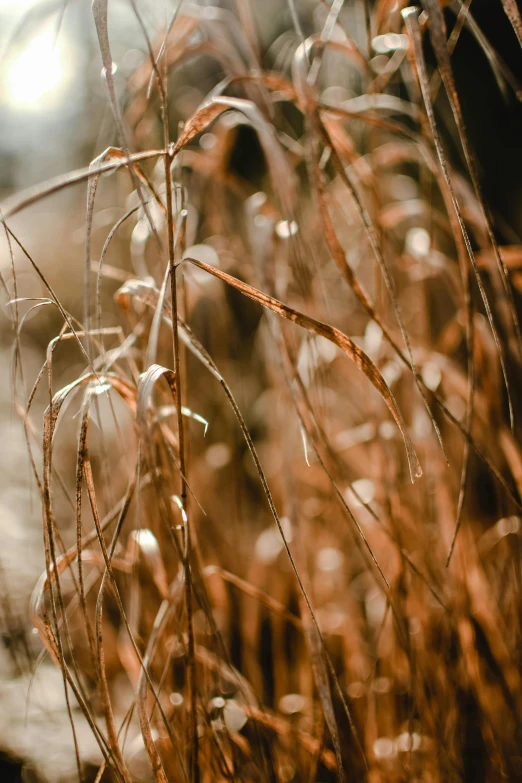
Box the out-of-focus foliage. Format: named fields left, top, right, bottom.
left=1, top=1, right=522, bottom=781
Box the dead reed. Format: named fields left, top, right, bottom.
left=3, top=1, right=522, bottom=780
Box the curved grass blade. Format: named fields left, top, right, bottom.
left=181, top=257, right=421, bottom=482
left=418, top=0, right=521, bottom=428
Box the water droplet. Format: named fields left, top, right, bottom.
left=421, top=361, right=442, bottom=391
left=101, top=62, right=118, bottom=77
left=497, top=516, right=520, bottom=536
left=254, top=214, right=269, bottom=228
left=372, top=33, right=407, bottom=54
left=129, top=529, right=159, bottom=555
left=335, top=422, right=376, bottom=451
left=347, top=681, right=365, bottom=699
left=248, top=191, right=267, bottom=211
left=405, top=227, right=430, bottom=258
left=373, top=737, right=397, bottom=759
left=92, top=380, right=112, bottom=396
left=200, top=133, right=216, bottom=150
left=171, top=495, right=188, bottom=526
left=351, top=478, right=375, bottom=506
left=280, top=516, right=293, bottom=542
left=275, top=220, right=298, bottom=239
left=279, top=693, right=308, bottom=715
left=379, top=420, right=396, bottom=440
left=223, top=700, right=247, bottom=732
left=184, top=243, right=219, bottom=284
left=255, top=527, right=283, bottom=564
left=317, top=547, right=344, bottom=572
left=205, top=443, right=231, bottom=469
left=316, top=335, right=337, bottom=363
left=396, top=732, right=421, bottom=752
left=169, top=692, right=183, bottom=707
left=211, top=696, right=226, bottom=710
left=364, top=321, right=383, bottom=358
left=382, top=360, right=401, bottom=386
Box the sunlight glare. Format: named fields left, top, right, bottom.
left=5, top=22, right=70, bottom=110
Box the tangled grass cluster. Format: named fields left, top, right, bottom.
left=3, top=0, right=522, bottom=781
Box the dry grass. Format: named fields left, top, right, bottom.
left=2, top=0, right=522, bottom=780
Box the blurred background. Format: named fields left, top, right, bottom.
left=1, top=1, right=522, bottom=781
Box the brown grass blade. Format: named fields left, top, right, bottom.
left=500, top=0, right=522, bottom=47
left=419, top=0, right=522, bottom=423
left=182, top=256, right=421, bottom=482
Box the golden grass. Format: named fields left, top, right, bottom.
left=3, top=1, right=522, bottom=780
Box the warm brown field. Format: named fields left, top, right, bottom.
left=2, top=1, right=522, bottom=781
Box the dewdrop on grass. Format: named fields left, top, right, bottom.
left=101, top=62, right=117, bottom=77
left=317, top=547, right=344, bottom=572
left=275, top=220, right=298, bottom=238
left=129, top=528, right=159, bottom=555
left=373, top=737, right=397, bottom=760
left=205, top=443, right=231, bottom=468
left=223, top=700, right=247, bottom=732
left=345, top=478, right=375, bottom=507
left=184, top=243, right=219, bottom=284
left=405, top=226, right=430, bottom=258
left=421, top=361, right=442, bottom=391
left=171, top=495, right=187, bottom=530
left=279, top=693, right=308, bottom=715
